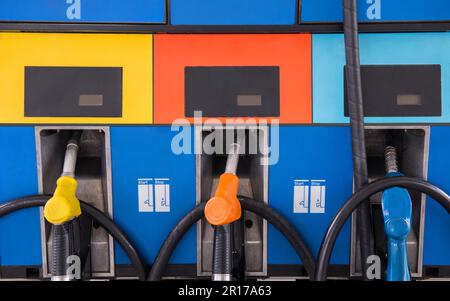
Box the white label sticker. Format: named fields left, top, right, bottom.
left=310, top=180, right=326, bottom=214
left=293, top=180, right=309, bottom=213
left=154, top=178, right=171, bottom=212
left=138, top=179, right=154, bottom=212
left=293, top=179, right=326, bottom=214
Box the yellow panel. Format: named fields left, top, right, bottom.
left=0, top=33, right=153, bottom=124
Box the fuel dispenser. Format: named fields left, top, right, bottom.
left=43, top=131, right=84, bottom=281
left=381, top=146, right=413, bottom=281
left=312, top=0, right=450, bottom=278
left=204, top=137, right=244, bottom=281
left=0, top=31, right=153, bottom=279
left=205, top=137, right=243, bottom=281
left=0, top=0, right=450, bottom=283
left=0, top=129, right=147, bottom=280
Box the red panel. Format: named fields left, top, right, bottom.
left=154, top=34, right=312, bottom=124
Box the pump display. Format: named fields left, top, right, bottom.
left=1, top=0, right=450, bottom=283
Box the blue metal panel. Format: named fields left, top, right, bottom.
left=171, top=0, right=297, bottom=25
left=313, top=32, right=450, bottom=124
left=0, top=127, right=40, bottom=266
left=302, top=0, right=450, bottom=23
left=0, top=0, right=165, bottom=23
left=424, top=126, right=450, bottom=266
left=111, top=126, right=196, bottom=265
left=268, top=126, right=353, bottom=264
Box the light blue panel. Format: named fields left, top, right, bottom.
left=0, top=0, right=165, bottom=23
left=423, top=126, right=450, bottom=266
left=302, top=0, right=450, bottom=23
left=268, top=126, right=353, bottom=264
left=171, top=0, right=297, bottom=25
left=111, top=126, right=196, bottom=265
left=313, top=32, right=450, bottom=124
left=0, top=127, right=41, bottom=266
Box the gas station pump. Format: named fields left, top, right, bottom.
left=0, top=131, right=147, bottom=280
left=205, top=139, right=243, bottom=281
left=148, top=131, right=316, bottom=280
left=43, top=131, right=83, bottom=281
left=1, top=0, right=450, bottom=284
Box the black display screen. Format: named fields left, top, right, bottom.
left=344, top=65, right=441, bottom=117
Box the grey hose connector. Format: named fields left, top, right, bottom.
left=343, top=0, right=374, bottom=279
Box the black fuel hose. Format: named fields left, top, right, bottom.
left=343, top=0, right=374, bottom=279
left=149, top=196, right=316, bottom=280
left=315, top=177, right=450, bottom=281
left=51, top=220, right=79, bottom=279
left=212, top=225, right=233, bottom=280
left=0, top=195, right=147, bottom=281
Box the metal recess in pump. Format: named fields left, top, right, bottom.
left=350, top=126, right=430, bottom=278
left=197, top=128, right=268, bottom=277
left=37, top=127, right=115, bottom=278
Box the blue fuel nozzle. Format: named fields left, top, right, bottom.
left=381, top=147, right=412, bottom=281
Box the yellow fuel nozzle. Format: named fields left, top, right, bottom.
left=44, top=176, right=81, bottom=225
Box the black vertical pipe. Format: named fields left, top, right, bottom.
left=343, top=0, right=375, bottom=280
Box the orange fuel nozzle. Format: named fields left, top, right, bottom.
left=205, top=173, right=242, bottom=226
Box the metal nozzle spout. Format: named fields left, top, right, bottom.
left=61, top=131, right=82, bottom=178
left=224, top=135, right=244, bottom=175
